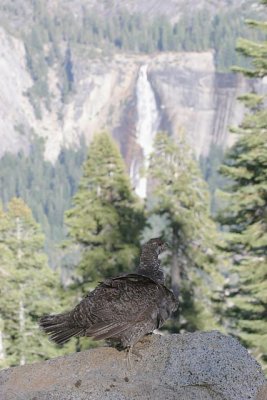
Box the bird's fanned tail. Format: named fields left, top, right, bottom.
left=39, top=312, right=84, bottom=345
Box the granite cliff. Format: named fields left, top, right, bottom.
left=0, top=26, right=258, bottom=167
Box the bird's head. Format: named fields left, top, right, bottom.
left=145, top=237, right=169, bottom=255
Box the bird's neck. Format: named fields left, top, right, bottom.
left=137, top=249, right=164, bottom=284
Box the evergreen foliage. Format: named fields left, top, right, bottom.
left=200, top=145, right=228, bottom=215
left=65, top=132, right=145, bottom=293
left=4, top=2, right=259, bottom=116
left=147, top=132, right=224, bottom=332
left=0, top=138, right=87, bottom=266
left=0, top=198, right=66, bottom=367
left=218, top=3, right=267, bottom=372
left=0, top=1, right=264, bottom=117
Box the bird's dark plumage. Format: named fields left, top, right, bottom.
left=39, top=238, right=178, bottom=349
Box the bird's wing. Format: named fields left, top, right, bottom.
left=84, top=321, right=131, bottom=340
left=72, top=274, right=164, bottom=340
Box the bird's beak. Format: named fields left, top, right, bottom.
left=162, top=242, right=169, bottom=252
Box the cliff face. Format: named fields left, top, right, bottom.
left=0, top=27, right=261, bottom=168
left=0, top=332, right=266, bottom=400
left=0, top=27, right=33, bottom=157
left=148, top=53, right=249, bottom=158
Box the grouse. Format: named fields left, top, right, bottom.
left=39, top=238, right=178, bottom=353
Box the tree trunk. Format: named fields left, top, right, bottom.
left=19, top=298, right=25, bottom=366
left=171, top=229, right=181, bottom=298
left=0, top=328, right=5, bottom=362
left=17, top=216, right=26, bottom=365
left=16, top=216, right=23, bottom=260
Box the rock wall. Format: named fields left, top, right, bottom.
left=0, top=26, right=263, bottom=165
left=0, top=27, right=33, bottom=158
left=0, top=331, right=266, bottom=400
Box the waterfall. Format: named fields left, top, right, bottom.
left=133, top=65, right=159, bottom=198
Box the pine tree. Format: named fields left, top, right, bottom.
left=65, top=132, right=145, bottom=293
left=147, top=132, right=223, bottom=332
left=0, top=203, right=14, bottom=368
left=0, top=198, right=64, bottom=368
left=0, top=138, right=87, bottom=267
left=218, top=2, right=267, bottom=372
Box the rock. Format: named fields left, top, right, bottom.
left=0, top=24, right=255, bottom=164
left=256, top=384, right=267, bottom=400
left=0, top=331, right=266, bottom=400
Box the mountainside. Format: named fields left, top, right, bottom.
left=0, top=0, right=256, bottom=29
left=0, top=0, right=265, bottom=169
left=0, top=24, right=258, bottom=163
left=0, top=0, right=265, bottom=165
left=0, top=23, right=258, bottom=158
left=0, top=0, right=266, bottom=259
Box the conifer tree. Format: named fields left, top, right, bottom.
left=65, top=132, right=145, bottom=292
left=0, top=203, right=14, bottom=368
left=0, top=198, right=63, bottom=367
left=0, top=138, right=87, bottom=266
left=218, top=1, right=267, bottom=371
left=148, top=132, right=223, bottom=332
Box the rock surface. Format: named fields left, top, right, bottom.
left=0, top=22, right=257, bottom=163
left=0, top=331, right=266, bottom=400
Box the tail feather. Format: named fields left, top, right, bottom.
left=39, top=313, right=84, bottom=345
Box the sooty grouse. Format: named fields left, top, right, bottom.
left=39, top=238, right=178, bottom=353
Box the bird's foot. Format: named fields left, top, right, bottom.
left=139, top=333, right=153, bottom=344
left=125, top=345, right=143, bottom=369
left=135, top=333, right=153, bottom=351
left=132, top=346, right=143, bottom=359
left=126, top=345, right=133, bottom=370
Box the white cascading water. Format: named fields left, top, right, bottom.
left=133, top=64, right=159, bottom=198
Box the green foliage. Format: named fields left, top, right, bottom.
left=218, top=7, right=267, bottom=372
left=199, top=145, right=229, bottom=214
left=147, top=132, right=224, bottom=332
left=2, top=2, right=261, bottom=117
left=65, top=132, right=145, bottom=292
left=232, top=15, right=267, bottom=78
left=0, top=198, right=71, bottom=368
left=233, top=38, right=267, bottom=77
left=0, top=137, right=87, bottom=267
left=24, top=24, right=51, bottom=117
left=74, top=8, right=263, bottom=71
left=8, top=2, right=264, bottom=83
